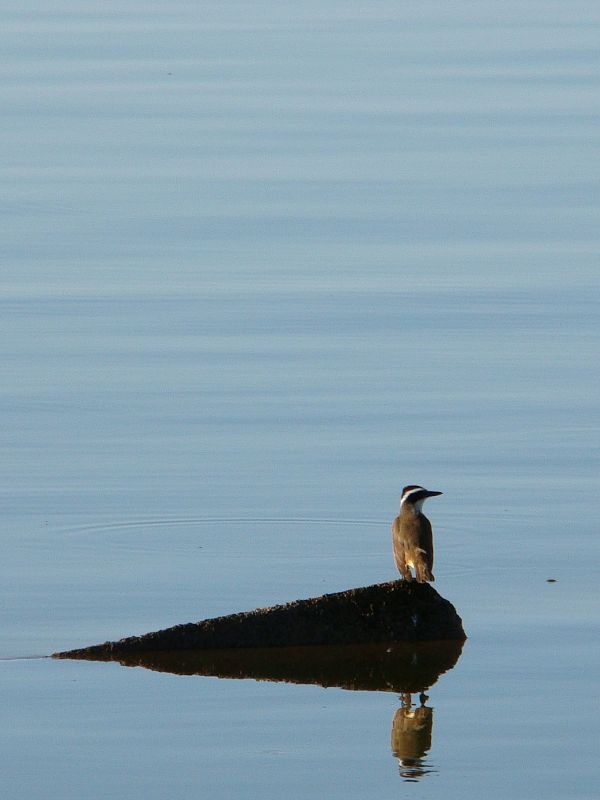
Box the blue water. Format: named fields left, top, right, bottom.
left=1, top=3, right=599, bottom=798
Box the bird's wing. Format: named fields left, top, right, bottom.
left=391, top=516, right=405, bottom=571
left=392, top=517, right=404, bottom=569
left=419, top=515, right=434, bottom=573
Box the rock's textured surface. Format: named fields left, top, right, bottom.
left=54, top=580, right=465, bottom=660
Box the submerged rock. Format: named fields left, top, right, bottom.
left=53, top=580, right=465, bottom=660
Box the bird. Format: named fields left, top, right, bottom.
left=392, top=485, right=443, bottom=583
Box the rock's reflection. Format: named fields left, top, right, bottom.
left=110, top=639, right=463, bottom=783
left=391, top=693, right=435, bottom=781
left=111, top=639, right=463, bottom=694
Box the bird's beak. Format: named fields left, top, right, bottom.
left=425, top=490, right=443, bottom=498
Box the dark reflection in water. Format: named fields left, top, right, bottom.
left=391, top=694, right=435, bottom=782
left=109, top=639, right=463, bottom=694
left=106, top=639, right=462, bottom=783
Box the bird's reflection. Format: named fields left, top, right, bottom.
left=391, top=693, right=435, bottom=781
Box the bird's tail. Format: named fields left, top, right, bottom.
left=415, top=549, right=435, bottom=583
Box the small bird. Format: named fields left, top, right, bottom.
left=392, top=485, right=443, bottom=583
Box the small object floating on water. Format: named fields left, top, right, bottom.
left=546, top=578, right=557, bottom=583
left=53, top=580, right=466, bottom=661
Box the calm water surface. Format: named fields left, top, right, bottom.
left=1, top=3, right=599, bottom=798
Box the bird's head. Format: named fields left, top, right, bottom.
left=400, top=485, right=443, bottom=512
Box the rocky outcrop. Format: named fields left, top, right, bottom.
left=53, top=580, right=465, bottom=661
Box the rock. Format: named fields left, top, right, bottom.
left=53, top=580, right=465, bottom=660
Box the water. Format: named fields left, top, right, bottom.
left=1, top=2, right=599, bottom=797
